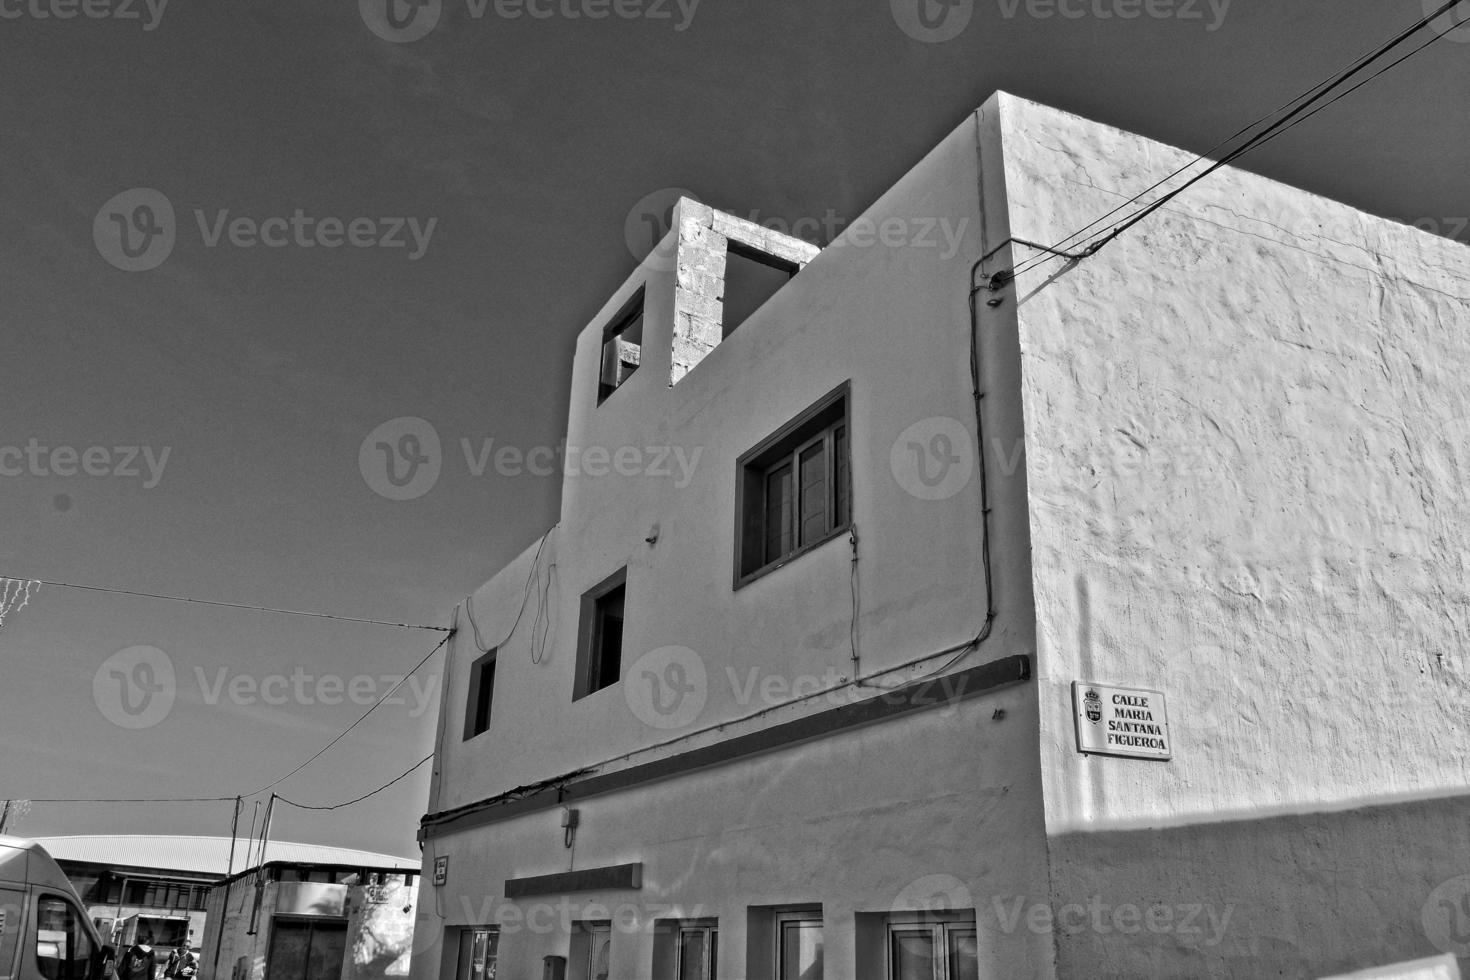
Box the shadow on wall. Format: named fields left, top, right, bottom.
left=1044, top=792, right=1470, bottom=978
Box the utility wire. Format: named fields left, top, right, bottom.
left=274, top=754, right=433, bottom=811
left=27, top=631, right=452, bottom=806
left=1, top=575, right=451, bottom=632
left=242, top=630, right=453, bottom=797
left=1008, top=0, right=1463, bottom=278
left=1012, top=3, right=1463, bottom=272
left=27, top=796, right=236, bottom=803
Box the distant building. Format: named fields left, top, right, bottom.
left=199, top=852, right=419, bottom=980
left=405, top=91, right=1470, bottom=979
left=37, top=835, right=230, bottom=950
left=36, top=835, right=415, bottom=970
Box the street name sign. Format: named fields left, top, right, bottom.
left=1072, top=681, right=1172, bottom=760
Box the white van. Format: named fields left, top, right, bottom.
left=0, top=836, right=115, bottom=980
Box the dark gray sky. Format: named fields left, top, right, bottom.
left=1, top=0, right=1465, bottom=858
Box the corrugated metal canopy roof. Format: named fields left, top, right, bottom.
left=33, top=836, right=419, bottom=877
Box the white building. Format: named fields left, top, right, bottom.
left=408, top=92, right=1470, bottom=979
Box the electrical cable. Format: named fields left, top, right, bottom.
left=1006, top=0, right=1464, bottom=279
left=27, top=796, right=235, bottom=803
left=1007, top=8, right=1451, bottom=273
left=0, top=575, right=450, bottom=632
left=273, top=754, right=433, bottom=811
left=242, top=630, right=454, bottom=797
left=464, top=527, right=554, bottom=656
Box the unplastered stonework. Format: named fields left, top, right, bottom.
left=669, top=198, right=819, bottom=384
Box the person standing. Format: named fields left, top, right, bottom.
left=117, top=937, right=156, bottom=980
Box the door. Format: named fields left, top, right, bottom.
left=264, top=919, right=346, bottom=980
left=584, top=925, right=609, bottom=980
left=0, top=887, right=24, bottom=980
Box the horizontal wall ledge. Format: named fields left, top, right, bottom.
left=421, top=653, right=1032, bottom=842
left=504, top=862, right=643, bottom=899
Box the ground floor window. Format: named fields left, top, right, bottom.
left=264, top=917, right=346, bottom=980
left=653, top=918, right=718, bottom=980
left=677, top=923, right=716, bottom=980
left=777, top=911, right=823, bottom=980
left=457, top=927, right=498, bottom=980
left=568, top=921, right=610, bottom=980
left=886, top=920, right=977, bottom=980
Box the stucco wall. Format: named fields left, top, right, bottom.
left=418, top=103, right=1054, bottom=979
left=418, top=686, right=1049, bottom=978
left=994, top=92, right=1470, bottom=976
left=344, top=878, right=416, bottom=980
left=429, top=111, right=1041, bottom=816
left=201, top=875, right=414, bottom=980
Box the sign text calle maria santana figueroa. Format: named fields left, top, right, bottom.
left=1072, top=681, right=1172, bottom=760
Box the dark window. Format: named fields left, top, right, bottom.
left=575, top=569, right=627, bottom=699
left=265, top=918, right=346, bottom=980
left=35, top=897, right=93, bottom=980
left=722, top=242, right=798, bottom=338
left=597, top=289, right=644, bottom=404
left=463, top=649, right=497, bottom=740
left=737, top=383, right=851, bottom=584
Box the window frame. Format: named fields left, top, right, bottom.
left=775, top=909, right=823, bottom=980
left=596, top=287, right=645, bottom=405
left=674, top=921, right=717, bottom=980
left=463, top=648, right=498, bottom=741
left=33, top=893, right=93, bottom=980
left=734, top=382, right=852, bottom=589
left=884, top=918, right=977, bottom=980
left=458, top=926, right=498, bottom=980
left=573, top=568, right=628, bottom=701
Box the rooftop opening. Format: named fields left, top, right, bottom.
left=597, top=288, right=644, bottom=404
left=721, top=241, right=799, bottom=339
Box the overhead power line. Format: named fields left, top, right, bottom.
left=243, top=630, right=453, bottom=797
left=1, top=575, right=451, bottom=632
left=27, top=796, right=236, bottom=803
left=1007, top=0, right=1464, bottom=279
left=274, top=754, right=434, bottom=811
